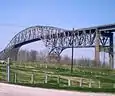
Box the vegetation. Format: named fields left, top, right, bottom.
left=17, top=49, right=110, bottom=68
left=10, top=83, right=115, bottom=93
left=0, top=49, right=115, bottom=93
left=0, top=61, right=115, bottom=93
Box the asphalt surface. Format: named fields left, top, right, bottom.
left=0, top=83, right=114, bottom=96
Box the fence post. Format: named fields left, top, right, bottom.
left=45, top=74, right=48, bottom=84
left=98, top=81, right=101, bottom=88
left=68, top=79, right=71, bottom=86
left=80, top=78, right=83, bottom=87
left=57, top=75, right=60, bottom=84
left=113, top=83, right=115, bottom=88
left=7, top=57, right=10, bottom=82
left=31, top=74, right=34, bottom=84
left=89, top=79, right=92, bottom=88
left=14, top=73, right=17, bottom=83
left=45, top=64, right=48, bottom=69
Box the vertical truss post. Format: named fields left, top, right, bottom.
left=48, top=47, right=63, bottom=64
left=95, top=29, right=100, bottom=67
left=109, top=33, right=114, bottom=69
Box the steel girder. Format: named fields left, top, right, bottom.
left=0, top=26, right=67, bottom=60
left=0, top=24, right=115, bottom=65
left=46, top=29, right=111, bottom=51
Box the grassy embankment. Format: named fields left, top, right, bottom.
left=0, top=62, right=115, bottom=93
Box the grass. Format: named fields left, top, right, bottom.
left=0, top=62, right=115, bottom=93
left=9, top=82, right=115, bottom=93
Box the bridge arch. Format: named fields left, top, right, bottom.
left=0, top=26, right=68, bottom=60
left=0, top=23, right=114, bottom=69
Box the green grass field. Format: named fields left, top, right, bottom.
left=0, top=62, right=115, bottom=93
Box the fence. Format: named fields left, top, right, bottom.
left=0, top=61, right=115, bottom=89
left=7, top=72, right=115, bottom=88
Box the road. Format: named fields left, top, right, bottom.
left=0, top=83, right=114, bottom=96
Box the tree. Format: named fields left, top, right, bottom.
left=61, top=55, right=71, bottom=64
left=29, top=50, right=38, bottom=62
left=17, top=50, right=29, bottom=61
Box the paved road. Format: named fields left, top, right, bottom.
left=0, top=83, right=114, bottom=96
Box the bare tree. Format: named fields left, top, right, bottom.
left=61, top=55, right=71, bottom=64
left=29, top=50, right=38, bottom=62
left=17, top=50, right=29, bottom=61
left=17, top=49, right=109, bottom=68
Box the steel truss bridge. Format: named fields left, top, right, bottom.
left=0, top=24, right=115, bottom=68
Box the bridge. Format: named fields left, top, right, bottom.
left=0, top=23, right=115, bottom=69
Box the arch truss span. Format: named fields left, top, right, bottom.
left=0, top=23, right=115, bottom=69
left=0, top=26, right=69, bottom=60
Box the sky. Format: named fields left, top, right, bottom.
left=0, top=0, right=115, bottom=61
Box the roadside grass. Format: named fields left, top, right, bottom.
left=0, top=62, right=115, bottom=93
left=9, top=83, right=115, bottom=93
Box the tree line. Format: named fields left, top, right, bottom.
left=17, top=49, right=109, bottom=68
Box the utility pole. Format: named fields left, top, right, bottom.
left=71, top=28, right=74, bottom=73
left=103, top=46, right=105, bottom=67
left=95, top=29, right=100, bottom=68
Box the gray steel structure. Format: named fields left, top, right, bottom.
left=0, top=24, right=115, bottom=68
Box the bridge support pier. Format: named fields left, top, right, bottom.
left=95, top=29, right=100, bottom=67
left=48, top=47, right=63, bottom=63
left=109, top=33, right=114, bottom=69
